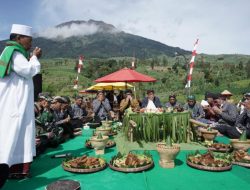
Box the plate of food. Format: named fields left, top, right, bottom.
left=187, top=150, right=232, bottom=171
left=207, top=143, right=233, bottom=153
left=85, top=139, right=116, bottom=149
left=109, top=152, right=154, bottom=173
left=62, top=155, right=106, bottom=173
left=232, top=150, right=250, bottom=168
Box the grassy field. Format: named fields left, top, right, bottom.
left=40, top=54, right=250, bottom=104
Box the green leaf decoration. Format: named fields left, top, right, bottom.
left=239, top=130, right=247, bottom=141
left=97, top=133, right=103, bottom=139
left=166, top=135, right=173, bottom=147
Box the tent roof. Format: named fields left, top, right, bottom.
left=95, top=67, right=156, bottom=83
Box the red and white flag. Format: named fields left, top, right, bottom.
left=185, top=39, right=199, bottom=88
left=74, top=55, right=84, bottom=89
left=77, top=55, right=84, bottom=73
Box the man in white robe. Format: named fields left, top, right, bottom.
left=0, top=24, right=41, bottom=186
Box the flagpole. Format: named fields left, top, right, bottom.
left=185, top=39, right=199, bottom=96
left=73, top=55, right=84, bottom=89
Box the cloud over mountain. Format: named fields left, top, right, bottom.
left=37, top=20, right=119, bottom=39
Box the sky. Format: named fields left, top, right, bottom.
left=0, top=0, right=250, bottom=55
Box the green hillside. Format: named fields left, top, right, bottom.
left=40, top=54, right=250, bottom=104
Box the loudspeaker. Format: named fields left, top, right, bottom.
left=33, top=74, right=42, bottom=101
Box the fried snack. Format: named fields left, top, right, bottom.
left=63, top=155, right=105, bottom=169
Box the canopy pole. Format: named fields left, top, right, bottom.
left=133, top=82, right=136, bottom=99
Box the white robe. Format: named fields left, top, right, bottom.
left=0, top=51, right=40, bottom=166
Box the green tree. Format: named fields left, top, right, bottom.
left=172, top=63, right=177, bottom=70
left=162, top=56, right=168, bottom=67
left=214, top=78, right=220, bottom=86
left=246, top=60, right=250, bottom=78
left=238, top=61, right=243, bottom=69
left=151, top=59, right=155, bottom=70
left=161, top=78, right=167, bottom=84
left=204, top=70, right=214, bottom=83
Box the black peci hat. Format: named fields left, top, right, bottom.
left=169, top=94, right=176, bottom=99
left=125, top=89, right=132, bottom=94
left=205, top=92, right=215, bottom=99
left=147, top=89, right=154, bottom=94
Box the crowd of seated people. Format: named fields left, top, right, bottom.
left=136, top=89, right=250, bottom=140
left=35, top=93, right=93, bottom=155
left=210, top=92, right=250, bottom=139
left=191, top=91, right=250, bottom=139
left=35, top=90, right=250, bottom=155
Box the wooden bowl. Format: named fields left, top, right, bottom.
left=230, top=139, right=250, bottom=151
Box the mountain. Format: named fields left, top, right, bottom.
left=0, top=20, right=190, bottom=59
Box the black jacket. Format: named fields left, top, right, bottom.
left=141, top=97, right=162, bottom=108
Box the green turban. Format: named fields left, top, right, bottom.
left=187, top=95, right=196, bottom=100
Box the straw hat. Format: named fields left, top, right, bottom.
left=221, top=90, right=233, bottom=96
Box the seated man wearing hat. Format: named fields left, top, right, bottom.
left=51, top=96, right=74, bottom=139
left=34, top=93, right=47, bottom=117
left=221, top=90, right=234, bottom=103
left=140, top=90, right=163, bottom=113
left=183, top=95, right=205, bottom=119
left=37, top=94, right=65, bottom=150
left=35, top=93, right=54, bottom=155
left=0, top=24, right=42, bottom=182
left=165, top=94, right=182, bottom=112
left=120, top=89, right=140, bottom=115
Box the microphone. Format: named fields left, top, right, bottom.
left=51, top=153, right=71, bottom=158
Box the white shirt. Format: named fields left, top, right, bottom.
left=145, top=99, right=157, bottom=112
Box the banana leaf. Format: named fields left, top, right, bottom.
left=123, top=112, right=191, bottom=143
